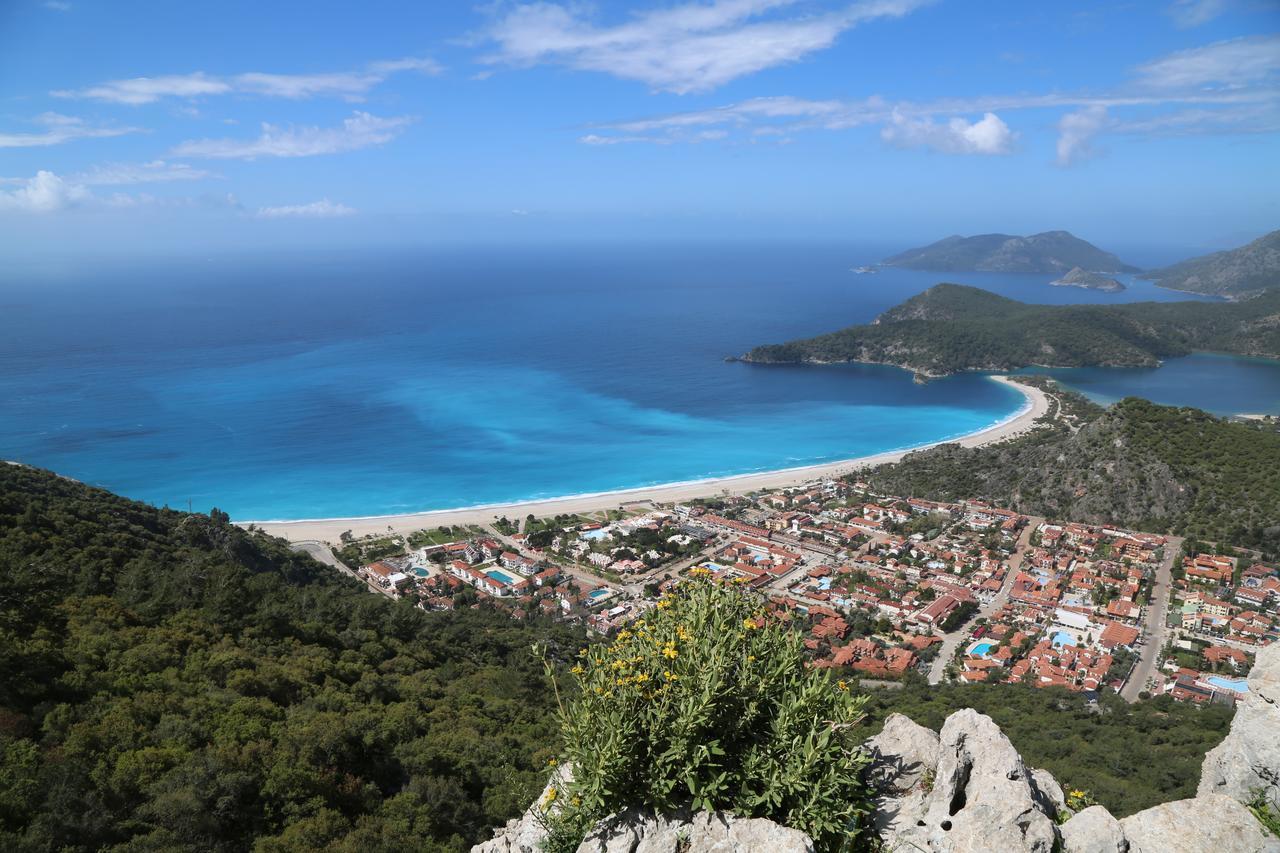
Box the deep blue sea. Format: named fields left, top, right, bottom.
left=2, top=245, right=1276, bottom=519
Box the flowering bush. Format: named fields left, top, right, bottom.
left=538, top=575, right=872, bottom=852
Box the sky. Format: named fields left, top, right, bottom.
left=1, top=0, right=1278, bottom=257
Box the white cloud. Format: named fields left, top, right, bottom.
left=0, top=171, right=90, bottom=213
left=880, top=109, right=1015, bottom=155
left=73, top=160, right=215, bottom=186
left=1167, top=0, right=1230, bottom=28
left=53, top=58, right=441, bottom=104
left=255, top=199, right=355, bottom=218
left=170, top=112, right=413, bottom=159
left=53, top=73, right=232, bottom=105
left=44, top=1, right=72, bottom=11
left=0, top=112, right=141, bottom=148
left=479, top=0, right=932, bottom=94
left=1055, top=105, right=1108, bottom=166
left=1134, top=34, right=1280, bottom=89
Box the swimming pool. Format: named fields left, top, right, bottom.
left=413, top=567, right=430, bottom=578
left=589, top=588, right=613, bottom=600
left=485, top=569, right=516, bottom=585
left=970, top=642, right=995, bottom=657
left=581, top=528, right=610, bottom=541
left=1052, top=631, right=1076, bottom=647
left=1206, top=676, right=1248, bottom=693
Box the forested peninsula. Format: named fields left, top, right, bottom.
left=738, top=284, right=1280, bottom=378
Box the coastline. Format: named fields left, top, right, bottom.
left=247, top=375, right=1049, bottom=544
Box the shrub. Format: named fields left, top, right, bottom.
left=539, top=574, right=872, bottom=852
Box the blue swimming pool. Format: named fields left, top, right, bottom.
left=485, top=569, right=516, bottom=585
left=581, top=528, right=609, bottom=540
left=970, top=642, right=995, bottom=657
left=413, top=567, right=430, bottom=578
left=1206, top=676, right=1248, bottom=693
left=589, top=588, right=613, bottom=600
left=1052, top=631, right=1076, bottom=647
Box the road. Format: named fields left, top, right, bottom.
left=1121, top=535, right=1182, bottom=702
left=928, top=516, right=1043, bottom=684
left=290, top=540, right=397, bottom=598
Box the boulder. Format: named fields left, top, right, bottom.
left=1060, top=805, right=1128, bottom=853
left=884, top=709, right=1060, bottom=852
left=1199, top=643, right=1280, bottom=812
left=1030, top=767, right=1066, bottom=818
left=865, top=712, right=940, bottom=794
left=1119, top=794, right=1280, bottom=853
left=576, top=809, right=813, bottom=853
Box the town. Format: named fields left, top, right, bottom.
left=341, top=477, right=1278, bottom=706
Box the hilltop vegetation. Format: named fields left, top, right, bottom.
left=0, top=463, right=584, bottom=853
left=741, top=284, right=1280, bottom=377
left=1143, top=229, right=1280, bottom=298
left=861, top=387, right=1280, bottom=556
left=883, top=231, right=1137, bottom=273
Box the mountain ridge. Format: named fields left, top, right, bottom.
left=1142, top=229, right=1280, bottom=298
left=884, top=231, right=1139, bottom=274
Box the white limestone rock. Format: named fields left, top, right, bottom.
left=1199, top=643, right=1280, bottom=812
left=1120, top=794, right=1280, bottom=853
left=1060, top=805, right=1128, bottom=853
left=886, top=709, right=1060, bottom=852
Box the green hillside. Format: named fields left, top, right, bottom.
left=0, top=463, right=585, bottom=853
left=740, top=284, right=1280, bottom=377
left=862, top=386, right=1280, bottom=556
left=1143, top=229, right=1280, bottom=297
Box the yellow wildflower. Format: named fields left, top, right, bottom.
left=664, top=670, right=679, bottom=681
left=570, top=664, right=585, bottom=676
left=747, top=655, right=756, bottom=662
left=732, top=576, right=750, bottom=584
left=677, top=626, right=692, bottom=642
left=657, top=599, right=671, bottom=609
left=617, top=629, right=632, bottom=641
left=662, top=644, right=679, bottom=659
left=837, top=680, right=849, bottom=691
left=743, top=618, right=759, bottom=630
left=548, top=758, right=558, bottom=766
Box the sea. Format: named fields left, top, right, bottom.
left=2, top=244, right=1276, bottom=520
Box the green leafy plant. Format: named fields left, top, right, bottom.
left=1247, top=789, right=1280, bottom=837
left=539, top=573, right=873, bottom=852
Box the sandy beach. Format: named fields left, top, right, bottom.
left=248, top=375, right=1050, bottom=543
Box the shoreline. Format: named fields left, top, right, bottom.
left=248, top=375, right=1050, bottom=544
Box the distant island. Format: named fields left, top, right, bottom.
left=883, top=230, right=1139, bottom=274
left=1142, top=228, right=1280, bottom=299
left=1051, top=266, right=1125, bottom=293
left=738, top=283, right=1280, bottom=378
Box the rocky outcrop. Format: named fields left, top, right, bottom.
left=870, top=709, right=1059, bottom=852
left=1199, top=642, right=1280, bottom=811
left=472, top=763, right=813, bottom=853
left=578, top=809, right=812, bottom=853
left=1119, top=794, right=1279, bottom=853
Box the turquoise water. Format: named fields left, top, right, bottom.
left=1019, top=352, right=1280, bottom=415
left=1052, top=631, right=1076, bottom=647
left=588, top=589, right=613, bottom=600
left=0, top=245, right=1260, bottom=520
left=485, top=569, right=516, bottom=585
left=970, top=642, right=995, bottom=657
left=1206, top=675, right=1249, bottom=693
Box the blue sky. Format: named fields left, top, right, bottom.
left=1, top=0, right=1278, bottom=256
